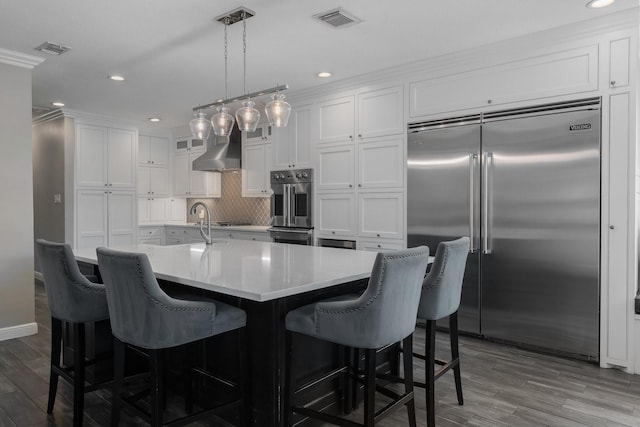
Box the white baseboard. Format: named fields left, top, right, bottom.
left=0, top=322, right=38, bottom=341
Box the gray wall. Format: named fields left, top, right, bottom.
left=0, top=61, right=35, bottom=333
left=32, top=115, right=68, bottom=271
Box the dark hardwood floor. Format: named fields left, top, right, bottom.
left=1, top=281, right=639, bottom=426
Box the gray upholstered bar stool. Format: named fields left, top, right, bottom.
left=284, top=246, right=430, bottom=427
left=415, top=237, right=470, bottom=427
left=96, top=247, right=247, bottom=427
left=36, top=239, right=112, bottom=427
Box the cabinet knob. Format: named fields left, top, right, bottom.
left=349, top=184, right=353, bottom=188
left=377, top=244, right=381, bottom=248
left=376, top=233, right=380, bottom=237
left=332, top=231, right=336, bottom=234
left=349, top=135, right=353, bottom=139
left=358, top=134, right=362, bottom=138
left=609, top=225, right=615, bottom=229
left=487, top=99, right=492, bottom=104
left=610, top=80, right=616, bottom=87
left=358, top=184, right=362, bottom=187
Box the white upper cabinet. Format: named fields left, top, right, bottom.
left=357, top=85, right=404, bottom=139
left=357, top=136, right=404, bottom=189
left=76, top=189, right=136, bottom=249
left=137, top=166, right=170, bottom=196
left=139, top=135, right=169, bottom=166
left=243, top=124, right=273, bottom=145
left=410, top=45, right=598, bottom=118
left=173, top=152, right=221, bottom=197
left=316, top=85, right=404, bottom=145
left=317, top=95, right=356, bottom=144
left=76, top=124, right=136, bottom=189
left=273, top=103, right=312, bottom=169
left=316, top=143, right=355, bottom=191
left=174, top=136, right=205, bottom=153
left=609, top=37, right=630, bottom=89
left=242, top=143, right=272, bottom=197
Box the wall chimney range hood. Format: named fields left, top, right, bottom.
left=192, top=124, right=242, bottom=171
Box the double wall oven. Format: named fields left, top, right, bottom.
left=268, top=169, right=313, bottom=245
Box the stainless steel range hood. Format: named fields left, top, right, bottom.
left=192, top=125, right=241, bottom=171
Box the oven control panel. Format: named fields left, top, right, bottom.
left=270, top=168, right=313, bottom=184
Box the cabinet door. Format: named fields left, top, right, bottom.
left=107, top=128, right=136, bottom=188
left=357, top=192, right=404, bottom=239
left=169, top=198, right=186, bottom=221
left=609, top=37, right=630, bottom=89
left=316, top=193, right=356, bottom=238
left=138, top=197, right=150, bottom=223
left=137, top=166, right=151, bottom=194
left=108, top=191, right=136, bottom=246
left=138, top=135, right=151, bottom=165
left=149, top=167, right=170, bottom=196
left=357, top=85, right=404, bottom=138
left=242, top=144, right=268, bottom=196
left=274, top=104, right=312, bottom=169
left=148, top=198, right=168, bottom=222
left=357, top=136, right=404, bottom=189
left=173, top=154, right=190, bottom=196
left=149, top=136, right=170, bottom=166
left=175, top=136, right=190, bottom=153
left=317, top=95, right=355, bottom=144
left=76, top=124, right=107, bottom=187
left=316, top=144, right=355, bottom=191
left=76, top=189, right=108, bottom=249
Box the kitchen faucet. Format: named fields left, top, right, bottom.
left=189, top=202, right=212, bottom=245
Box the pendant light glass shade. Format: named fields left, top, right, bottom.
left=190, top=111, right=212, bottom=140
left=265, top=93, right=292, bottom=127
left=235, top=100, right=260, bottom=132
left=211, top=106, right=235, bottom=136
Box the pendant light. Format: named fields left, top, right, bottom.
left=211, top=17, right=235, bottom=137
left=265, top=92, right=292, bottom=127
left=189, top=110, right=212, bottom=140
left=235, top=11, right=260, bottom=132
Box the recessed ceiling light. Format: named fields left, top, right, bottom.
left=149, top=117, right=161, bottom=123
left=109, top=75, right=125, bottom=81
left=586, top=0, right=615, bottom=8
left=51, top=101, right=65, bottom=107
left=317, top=72, right=332, bottom=78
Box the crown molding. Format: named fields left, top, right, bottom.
left=0, top=48, right=45, bottom=69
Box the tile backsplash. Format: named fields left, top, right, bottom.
left=187, top=170, right=271, bottom=225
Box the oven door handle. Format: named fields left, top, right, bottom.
left=283, top=184, right=291, bottom=227
left=287, top=184, right=296, bottom=227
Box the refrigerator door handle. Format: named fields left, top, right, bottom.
left=469, top=153, right=478, bottom=253
left=482, top=152, right=493, bottom=254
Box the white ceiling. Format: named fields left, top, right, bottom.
left=2, top=0, right=638, bottom=128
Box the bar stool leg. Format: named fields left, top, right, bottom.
left=72, top=323, right=86, bottom=427
left=402, top=335, right=417, bottom=427
left=425, top=320, right=436, bottom=427
left=237, top=328, right=248, bottom=427
left=363, top=349, right=376, bottom=427
left=111, top=337, right=125, bottom=427
left=47, top=317, right=62, bottom=414
left=149, top=349, right=164, bottom=426
left=450, top=312, right=464, bottom=405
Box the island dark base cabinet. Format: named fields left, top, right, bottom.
left=75, top=261, right=383, bottom=426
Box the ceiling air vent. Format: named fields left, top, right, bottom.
left=34, top=42, right=71, bottom=56
left=314, top=8, right=361, bottom=28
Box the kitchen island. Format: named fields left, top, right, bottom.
left=74, top=240, right=379, bottom=426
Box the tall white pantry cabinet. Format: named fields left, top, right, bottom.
left=74, top=123, right=137, bottom=249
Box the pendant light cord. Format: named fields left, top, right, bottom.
left=224, top=18, right=229, bottom=101
left=242, top=11, right=247, bottom=96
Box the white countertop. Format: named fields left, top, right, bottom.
left=74, top=241, right=378, bottom=302
left=139, top=223, right=270, bottom=233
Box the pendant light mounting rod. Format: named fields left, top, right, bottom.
left=215, top=7, right=255, bottom=26
left=192, top=84, right=289, bottom=111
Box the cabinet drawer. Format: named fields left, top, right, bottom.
left=357, top=239, right=404, bottom=252
left=138, top=227, right=162, bottom=238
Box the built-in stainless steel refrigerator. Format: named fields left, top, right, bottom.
left=407, top=98, right=600, bottom=360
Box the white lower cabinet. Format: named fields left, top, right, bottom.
left=76, top=189, right=136, bottom=249
left=357, top=239, right=404, bottom=252
left=174, top=153, right=221, bottom=197
left=219, top=231, right=272, bottom=242
left=137, top=166, right=170, bottom=196
left=168, top=198, right=186, bottom=222
left=357, top=192, right=404, bottom=239
left=165, top=226, right=205, bottom=244
left=138, top=226, right=163, bottom=245
left=315, top=193, right=357, bottom=238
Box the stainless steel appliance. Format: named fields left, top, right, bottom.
left=269, top=169, right=314, bottom=245
left=407, top=98, right=600, bottom=360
